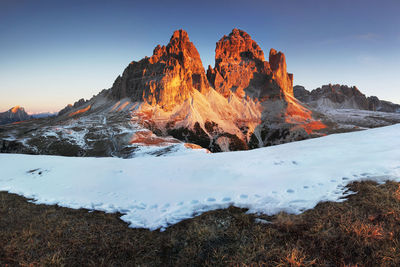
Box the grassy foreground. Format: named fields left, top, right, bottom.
left=1, top=180, right=400, bottom=266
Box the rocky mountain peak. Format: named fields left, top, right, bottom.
left=10, top=106, right=25, bottom=113
left=215, top=28, right=265, bottom=63
left=269, top=49, right=284, bottom=72
left=294, top=84, right=400, bottom=113
left=169, top=29, right=190, bottom=43
left=58, top=99, right=89, bottom=116
left=0, top=106, right=30, bottom=125
left=207, top=29, right=296, bottom=100
left=97, top=29, right=325, bottom=152
left=269, top=48, right=293, bottom=96
left=109, top=29, right=210, bottom=110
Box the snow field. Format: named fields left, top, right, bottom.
left=1, top=124, right=400, bottom=230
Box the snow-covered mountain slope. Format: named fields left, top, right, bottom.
left=319, top=108, right=400, bottom=130
left=1, top=124, right=399, bottom=230
left=0, top=95, right=209, bottom=157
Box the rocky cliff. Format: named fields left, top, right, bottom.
left=206, top=29, right=325, bottom=147
left=52, top=29, right=326, bottom=153
left=0, top=106, right=31, bottom=125
left=109, top=29, right=210, bottom=111
left=102, top=29, right=326, bottom=151
left=206, top=29, right=294, bottom=100
left=294, top=84, right=400, bottom=113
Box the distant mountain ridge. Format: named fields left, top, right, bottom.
left=294, top=84, right=400, bottom=113
left=30, top=112, right=58, bottom=119
left=0, top=106, right=31, bottom=125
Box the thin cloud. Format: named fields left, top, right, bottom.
left=354, top=33, right=380, bottom=41
left=356, top=55, right=383, bottom=67
left=317, top=33, right=379, bottom=45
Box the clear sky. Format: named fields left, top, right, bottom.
left=1, top=0, right=399, bottom=113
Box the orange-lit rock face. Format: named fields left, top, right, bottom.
left=206, top=29, right=325, bottom=136
left=215, top=28, right=265, bottom=62
left=207, top=29, right=276, bottom=99
left=269, top=49, right=294, bottom=97
left=11, top=106, right=21, bottom=113
left=207, top=29, right=295, bottom=101
left=283, top=95, right=326, bottom=134
left=106, top=28, right=326, bottom=151
left=69, top=105, right=91, bottom=117
left=11, top=120, right=25, bottom=125
left=110, top=29, right=210, bottom=111
left=184, top=143, right=210, bottom=151
left=130, top=131, right=180, bottom=146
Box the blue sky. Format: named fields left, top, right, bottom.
left=0, top=0, right=399, bottom=113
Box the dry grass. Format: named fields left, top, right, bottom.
left=1, top=180, right=400, bottom=266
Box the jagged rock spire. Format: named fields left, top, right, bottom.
left=110, top=29, right=210, bottom=110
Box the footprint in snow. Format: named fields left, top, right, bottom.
left=222, top=197, right=231, bottom=202
left=130, top=203, right=146, bottom=210
left=27, top=168, right=48, bottom=177
left=191, top=200, right=199, bottom=204
left=342, top=177, right=350, bottom=180
left=289, top=199, right=306, bottom=204
left=318, top=183, right=324, bottom=186
left=303, top=186, right=309, bottom=189
left=240, top=194, right=248, bottom=199
left=292, top=161, right=298, bottom=165
left=287, top=189, right=295, bottom=193
left=254, top=194, right=261, bottom=198
left=330, top=179, right=337, bottom=183
left=207, top=197, right=216, bottom=202
left=177, top=201, right=184, bottom=206
left=27, top=168, right=40, bottom=174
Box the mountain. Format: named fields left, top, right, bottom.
left=58, top=98, right=90, bottom=116
left=293, top=84, right=400, bottom=129
left=11, top=29, right=400, bottom=157
left=294, top=84, right=400, bottom=113
left=105, top=29, right=326, bottom=151
left=0, top=106, right=31, bottom=125
left=30, top=112, right=58, bottom=119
